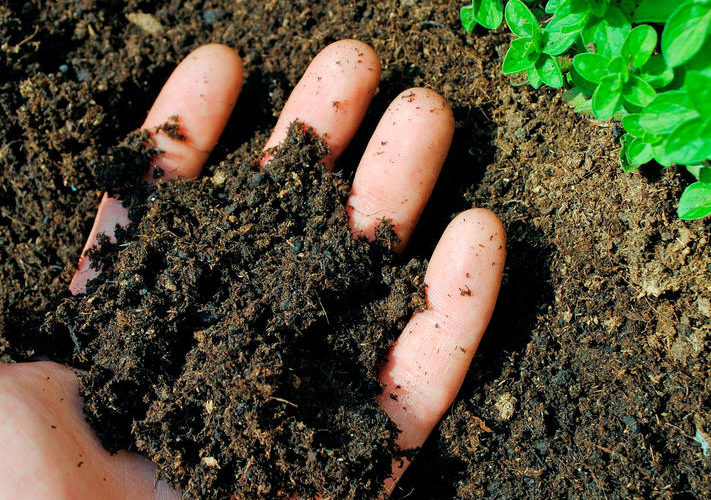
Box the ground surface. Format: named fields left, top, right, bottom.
left=1, top=0, right=709, bottom=498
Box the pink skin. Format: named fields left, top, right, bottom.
left=0, top=40, right=505, bottom=499
left=348, top=87, right=454, bottom=252
left=262, top=41, right=381, bottom=168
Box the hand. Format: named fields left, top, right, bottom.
left=0, top=40, right=505, bottom=499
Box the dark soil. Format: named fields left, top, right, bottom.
left=44, top=122, right=426, bottom=499
left=1, top=1, right=709, bottom=499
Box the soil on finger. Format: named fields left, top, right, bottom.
left=44, top=123, right=427, bottom=499
left=1, top=1, right=709, bottom=499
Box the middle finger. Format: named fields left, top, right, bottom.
left=262, top=39, right=381, bottom=168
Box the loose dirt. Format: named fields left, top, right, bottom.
left=44, top=122, right=426, bottom=499
left=1, top=1, right=709, bottom=498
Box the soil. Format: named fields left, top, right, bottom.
left=1, top=1, right=709, bottom=499
left=44, top=122, right=426, bottom=499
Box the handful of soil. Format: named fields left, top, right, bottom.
left=45, top=123, right=427, bottom=499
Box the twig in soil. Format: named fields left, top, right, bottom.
left=395, top=487, right=415, bottom=499
left=269, top=397, right=298, bottom=408
left=316, top=293, right=330, bottom=325
left=67, top=325, right=81, bottom=352
left=5, top=26, right=39, bottom=53
left=663, top=421, right=693, bottom=440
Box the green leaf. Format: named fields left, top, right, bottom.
left=678, top=181, right=711, bottom=219
left=568, top=64, right=598, bottom=94
left=542, top=15, right=581, bottom=54
left=622, top=113, right=645, bottom=137
left=592, top=74, right=623, bottom=119
left=639, top=55, right=675, bottom=89
left=563, top=87, right=594, bottom=114
left=684, top=36, right=711, bottom=78
left=624, top=0, right=677, bottom=22
left=545, top=0, right=562, bottom=15
left=619, top=133, right=638, bottom=171
left=572, top=53, right=609, bottom=84
left=685, top=71, right=711, bottom=114
left=536, top=54, right=564, bottom=87
left=505, top=0, right=541, bottom=37
left=460, top=0, right=504, bottom=32
left=479, top=0, right=505, bottom=30
left=662, top=3, right=711, bottom=68
left=652, top=139, right=675, bottom=166
left=461, top=5, right=478, bottom=32
left=582, top=6, right=631, bottom=58
left=625, top=136, right=654, bottom=166
left=639, top=90, right=700, bottom=135
left=553, top=0, right=591, bottom=33
left=623, top=75, right=656, bottom=107
left=527, top=64, right=543, bottom=88
left=502, top=37, right=539, bottom=73
left=589, top=0, right=609, bottom=17
left=687, top=164, right=711, bottom=182
left=665, top=117, right=711, bottom=164
left=608, top=55, right=629, bottom=82
left=622, top=25, right=658, bottom=68
left=619, top=131, right=659, bottom=170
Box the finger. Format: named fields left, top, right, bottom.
left=0, top=361, right=179, bottom=500
left=377, top=209, right=506, bottom=492
left=262, top=39, right=381, bottom=168
left=69, top=44, right=243, bottom=295
left=143, top=43, right=243, bottom=180
left=69, top=194, right=129, bottom=295
left=346, top=88, right=453, bottom=252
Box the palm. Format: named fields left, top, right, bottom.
left=0, top=41, right=504, bottom=499
left=0, top=362, right=178, bottom=499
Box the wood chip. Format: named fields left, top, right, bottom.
left=201, top=456, right=220, bottom=468
left=126, top=12, right=163, bottom=35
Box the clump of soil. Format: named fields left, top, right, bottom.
left=1, top=1, right=709, bottom=499
left=45, top=122, right=426, bottom=499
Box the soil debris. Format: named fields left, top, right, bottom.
left=44, top=122, right=427, bottom=499
left=1, top=0, right=709, bottom=498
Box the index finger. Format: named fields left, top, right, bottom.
left=69, top=44, right=243, bottom=294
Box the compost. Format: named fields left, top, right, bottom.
left=1, top=1, right=709, bottom=498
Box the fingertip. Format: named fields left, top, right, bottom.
left=190, top=43, right=245, bottom=98
left=323, top=38, right=382, bottom=72
left=142, top=43, right=244, bottom=180
left=179, top=43, right=244, bottom=76
left=142, top=43, right=244, bottom=134
left=398, top=86, right=454, bottom=127
left=426, top=208, right=506, bottom=323
left=194, top=43, right=244, bottom=71
left=442, top=207, right=506, bottom=253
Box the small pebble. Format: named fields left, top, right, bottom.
left=202, top=8, right=227, bottom=24
left=622, top=415, right=639, bottom=434
left=76, top=69, right=90, bottom=83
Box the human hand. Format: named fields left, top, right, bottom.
left=0, top=40, right=505, bottom=499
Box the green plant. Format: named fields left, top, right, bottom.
left=461, top=0, right=504, bottom=30
left=460, top=0, right=711, bottom=220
